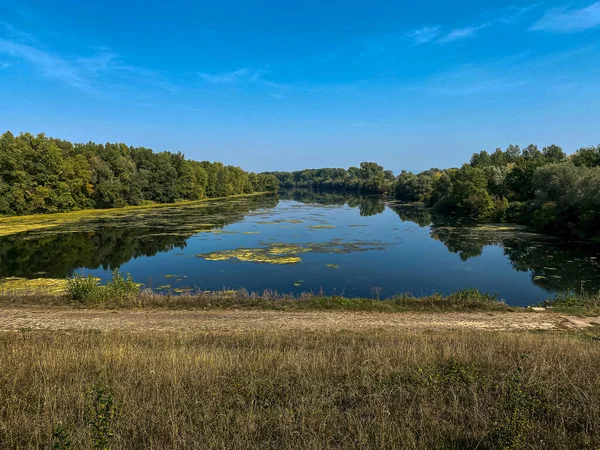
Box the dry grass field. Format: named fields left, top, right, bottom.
left=1, top=305, right=600, bottom=449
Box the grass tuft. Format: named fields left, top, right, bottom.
left=541, top=292, right=600, bottom=316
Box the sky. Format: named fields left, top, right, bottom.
left=0, top=0, right=599, bottom=173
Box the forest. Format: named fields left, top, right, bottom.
left=2, top=130, right=599, bottom=243
left=268, top=144, right=600, bottom=242
left=0, top=131, right=279, bottom=216
left=264, top=162, right=397, bottom=194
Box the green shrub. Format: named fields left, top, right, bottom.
left=542, top=291, right=600, bottom=316
left=85, top=385, right=116, bottom=450
left=67, top=270, right=140, bottom=305
left=67, top=274, right=101, bottom=303
left=493, top=367, right=531, bottom=450
left=104, top=270, right=139, bottom=305
left=531, top=201, right=558, bottom=233
left=505, top=201, right=526, bottom=222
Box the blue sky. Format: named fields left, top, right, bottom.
left=0, top=0, right=599, bottom=172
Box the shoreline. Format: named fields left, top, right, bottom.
left=1, top=286, right=598, bottom=316
left=0, top=191, right=274, bottom=237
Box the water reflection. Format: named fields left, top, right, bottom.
left=390, top=203, right=600, bottom=294
left=282, top=190, right=385, bottom=217
left=0, top=195, right=278, bottom=278
left=0, top=229, right=189, bottom=278
left=0, top=191, right=598, bottom=298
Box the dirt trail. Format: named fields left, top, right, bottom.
left=0, top=307, right=597, bottom=333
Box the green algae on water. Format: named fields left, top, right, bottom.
left=0, top=277, right=69, bottom=295
left=198, top=246, right=302, bottom=265
left=197, top=240, right=388, bottom=265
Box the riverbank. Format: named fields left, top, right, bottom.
left=1, top=320, right=599, bottom=449
left=0, top=191, right=273, bottom=237
left=3, top=280, right=600, bottom=315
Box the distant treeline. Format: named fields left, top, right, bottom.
left=0, top=131, right=279, bottom=215
left=264, top=162, right=397, bottom=194
left=266, top=144, right=600, bottom=242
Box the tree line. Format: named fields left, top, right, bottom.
left=395, top=144, right=600, bottom=242
left=264, top=162, right=396, bottom=194
left=0, top=131, right=279, bottom=215
left=267, top=144, right=600, bottom=242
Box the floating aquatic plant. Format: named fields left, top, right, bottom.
left=0, top=193, right=274, bottom=238
left=199, top=247, right=302, bottom=265
left=0, top=277, right=69, bottom=295
left=197, top=240, right=388, bottom=265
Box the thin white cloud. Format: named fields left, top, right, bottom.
left=0, top=21, right=38, bottom=45
left=531, top=1, right=600, bottom=32
left=409, top=45, right=599, bottom=96
left=406, top=26, right=441, bottom=45
left=196, top=67, right=354, bottom=96
left=491, top=3, right=543, bottom=24
left=0, top=61, right=11, bottom=70
left=318, top=4, right=540, bottom=62
left=76, top=48, right=117, bottom=73
left=198, top=68, right=267, bottom=84
left=413, top=62, right=532, bottom=95
left=109, top=61, right=179, bottom=92
left=0, top=38, right=92, bottom=90
left=437, top=23, right=490, bottom=43
left=403, top=4, right=542, bottom=48
left=0, top=23, right=176, bottom=94
left=439, top=78, right=530, bottom=95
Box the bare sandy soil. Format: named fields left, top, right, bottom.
left=0, top=307, right=597, bottom=333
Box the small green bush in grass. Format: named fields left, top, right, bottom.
left=541, top=291, right=600, bottom=316
left=67, top=270, right=140, bottom=305
left=67, top=274, right=100, bottom=303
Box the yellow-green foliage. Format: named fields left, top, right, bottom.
left=199, top=245, right=303, bottom=264
left=173, top=288, right=193, bottom=294
left=0, top=277, right=69, bottom=295
left=197, top=240, right=387, bottom=265
left=256, top=219, right=304, bottom=225
left=0, top=192, right=269, bottom=237
left=474, top=224, right=531, bottom=232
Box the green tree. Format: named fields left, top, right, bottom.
left=571, top=145, right=600, bottom=167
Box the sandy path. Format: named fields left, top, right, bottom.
left=0, top=307, right=597, bottom=333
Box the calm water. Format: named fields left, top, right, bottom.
left=1, top=192, right=599, bottom=306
